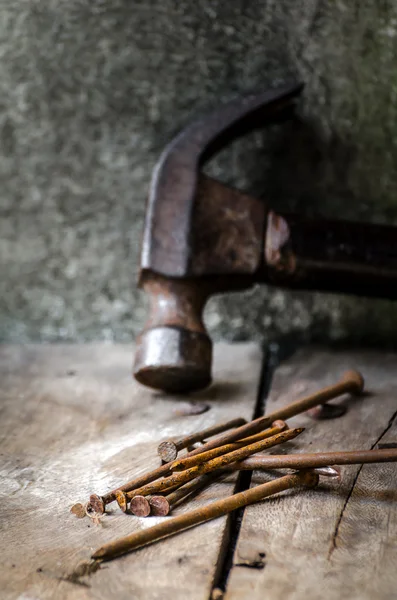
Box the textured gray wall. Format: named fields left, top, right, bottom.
left=1, top=1, right=397, bottom=345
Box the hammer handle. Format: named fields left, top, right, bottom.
left=264, top=211, right=397, bottom=299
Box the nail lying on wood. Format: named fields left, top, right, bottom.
left=163, top=370, right=363, bottom=467
left=88, top=494, right=107, bottom=515
left=126, top=428, right=304, bottom=500
left=157, top=417, right=247, bottom=463
left=87, top=370, right=362, bottom=514
left=130, top=463, right=339, bottom=517
left=170, top=420, right=288, bottom=472
left=147, top=463, right=340, bottom=518
left=147, top=460, right=336, bottom=517
left=234, top=447, right=397, bottom=471
left=130, top=495, right=151, bottom=517
left=92, top=471, right=319, bottom=561
left=88, top=430, right=239, bottom=515
left=167, top=415, right=281, bottom=463
left=87, top=418, right=250, bottom=513
left=117, top=480, right=185, bottom=514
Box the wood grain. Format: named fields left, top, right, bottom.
left=0, top=342, right=261, bottom=600
left=225, top=347, right=397, bottom=600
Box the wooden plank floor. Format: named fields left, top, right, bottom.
left=226, top=348, right=397, bottom=600
left=1, top=344, right=397, bottom=600
left=0, top=343, right=261, bottom=600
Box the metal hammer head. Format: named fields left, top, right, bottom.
left=134, top=82, right=303, bottom=393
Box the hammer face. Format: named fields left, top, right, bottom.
left=133, top=273, right=213, bottom=393
left=134, top=326, right=212, bottom=393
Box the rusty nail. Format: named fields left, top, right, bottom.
left=157, top=417, right=247, bottom=463
left=86, top=370, right=361, bottom=515
left=126, top=428, right=304, bottom=499
left=86, top=420, right=249, bottom=514
left=92, top=471, right=318, bottom=561
left=235, top=447, right=397, bottom=471
left=165, top=370, right=363, bottom=467
left=86, top=461, right=174, bottom=515
left=87, top=494, right=106, bottom=515
left=170, top=420, right=287, bottom=472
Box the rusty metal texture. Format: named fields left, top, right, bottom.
left=140, top=82, right=303, bottom=280
left=237, top=448, right=397, bottom=470
left=134, top=273, right=213, bottom=392
left=191, top=175, right=265, bottom=276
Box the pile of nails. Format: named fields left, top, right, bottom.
left=74, top=370, right=397, bottom=563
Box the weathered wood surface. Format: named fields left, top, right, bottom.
left=226, top=348, right=397, bottom=600
left=0, top=343, right=261, bottom=600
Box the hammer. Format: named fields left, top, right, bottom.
left=134, top=82, right=397, bottom=394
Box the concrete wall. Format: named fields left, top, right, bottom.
left=1, top=1, right=397, bottom=346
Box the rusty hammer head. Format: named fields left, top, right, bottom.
left=134, top=83, right=303, bottom=393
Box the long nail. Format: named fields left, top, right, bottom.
left=126, top=428, right=304, bottom=500
left=92, top=471, right=318, bottom=561
left=235, top=447, right=397, bottom=471
left=167, top=370, right=364, bottom=467
left=157, top=417, right=247, bottom=463
left=170, top=421, right=287, bottom=472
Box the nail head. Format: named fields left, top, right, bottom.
left=158, top=441, right=178, bottom=463
left=149, top=495, right=170, bottom=516
left=342, top=370, right=364, bottom=394
left=130, top=495, right=151, bottom=517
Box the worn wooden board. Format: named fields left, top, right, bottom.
left=0, top=342, right=261, bottom=600
left=226, top=348, right=397, bottom=600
